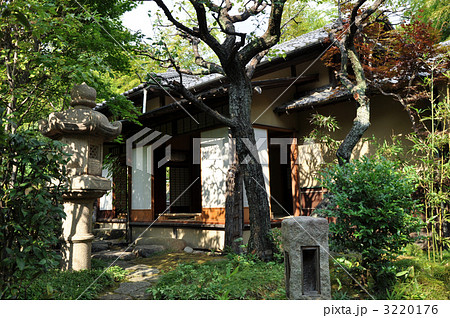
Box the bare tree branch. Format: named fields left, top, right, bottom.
left=375, top=84, right=427, bottom=135
left=179, top=33, right=225, bottom=74
left=357, top=0, right=385, bottom=26
left=229, top=0, right=267, bottom=23
left=152, top=0, right=199, bottom=37
left=246, top=49, right=269, bottom=78
left=189, top=0, right=225, bottom=58
left=245, top=4, right=306, bottom=78
left=237, top=0, right=287, bottom=65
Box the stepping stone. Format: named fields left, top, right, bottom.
left=92, top=250, right=135, bottom=261
left=126, top=264, right=153, bottom=272
left=184, top=246, right=194, bottom=253
left=128, top=275, right=159, bottom=283
left=114, top=281, right=151, bottom=297
left=130, top=268, right=160, bottom=278
left=99, top=292, right=133, bottom=300
left=132, top=245, right=165, bottom=258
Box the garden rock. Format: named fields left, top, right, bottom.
left=109, top=229, right=126, bottom=239
left=135, top=237, right=187, bottom=251
left=184, top=246, right=194, bottom=253
left=133, top=245, right=165, bottom=258
left=92, top=241, right=109, bottom=252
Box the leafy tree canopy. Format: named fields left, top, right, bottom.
left=0, top=0, right=140, bottom=130
left=405, top=0, right=450, bottom=41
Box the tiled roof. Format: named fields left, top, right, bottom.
left=260, top=27, right=329, bottom=63
left=274, top=85, right=353, bottom=114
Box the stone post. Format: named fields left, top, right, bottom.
left=39, top=83, right=121, bottom=270
left=281, top=216, right=331, bottom=300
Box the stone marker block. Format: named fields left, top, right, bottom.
left=281, top=216, right=331, bottom=300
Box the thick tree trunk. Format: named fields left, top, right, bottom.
left=226, top=69, right=275, bottom=260
left=225, top=162, right=243, bottom=254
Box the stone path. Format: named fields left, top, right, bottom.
left=98, top=261, right=161, bottom=300
left=92, top=236, right=218, bottom=300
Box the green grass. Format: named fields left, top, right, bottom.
left=384, top=251, right=450, bottom=300
left=147, top=247, right=449, bottom=300
left=147, top=254, right=286, bottom=300
left=16, top=259, right=127, bottom=300
left=330, top=247, right=450, bottom=300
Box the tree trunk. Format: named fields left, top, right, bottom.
left=336, top=96, right=370, bottom=164
left=225, top=162, right=243, bottom=254
left=226, top=68, right=275, bottom=260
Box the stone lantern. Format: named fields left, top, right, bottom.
left=281, top=216, right=331, bottom=300
left=39, top=83, right=122, bottom=270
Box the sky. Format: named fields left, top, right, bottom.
left=121, top=1, right=158, bottom=39
left=121, top=1, right=407, bottom=39
left=120, top=0, right=272, bottom=40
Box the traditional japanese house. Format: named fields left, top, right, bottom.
left=96, top=27, right=416, bottom=250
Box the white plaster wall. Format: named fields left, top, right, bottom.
left=131, top=146, right=152, bottom=209
left=99, top=168, right=113, bottom=210
left=200, top=127, right=270, bottom=208
left=200, top=127, right=231, bottom=208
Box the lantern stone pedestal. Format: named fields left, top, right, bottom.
left=39, top=83, right=121, bottom=270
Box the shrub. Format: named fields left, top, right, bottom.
left=319, top=156, right=423, bottom=294
left=0, top=121, right=68, bottom=299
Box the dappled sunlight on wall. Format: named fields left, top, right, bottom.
left=200, top=127, right=230, bottom=208
left=132, top=146, right=152, bottom=210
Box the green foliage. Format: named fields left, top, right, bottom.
left=320, top=156, right=423, bottom=293
left=0, top=0, right=140, bottom=129
left=104, top=94, right=140, bottom=125
left=0, top=111, right=69, bottom=299
left=405, top=0, right=450, bottom=41
left=16, top=262, right=127, bottom=300
left=306, top=113, right=341, bottom=155
left=147, top=254, right=285, bottom=300
left=280, top=0, right=334, bottom=42
left=408, top=71, right=450, bottom=260
left=385, top=248, right=450, bottom=300
left=269, top=228, right=284, bottom=263
left=330, top=248, right=450, bottom=299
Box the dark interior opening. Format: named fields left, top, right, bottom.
left=154, top=132, right=201, bottom=219
left=302, top=246, right=320, bottom=295
left=268, top=130, right=294, bottom=218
